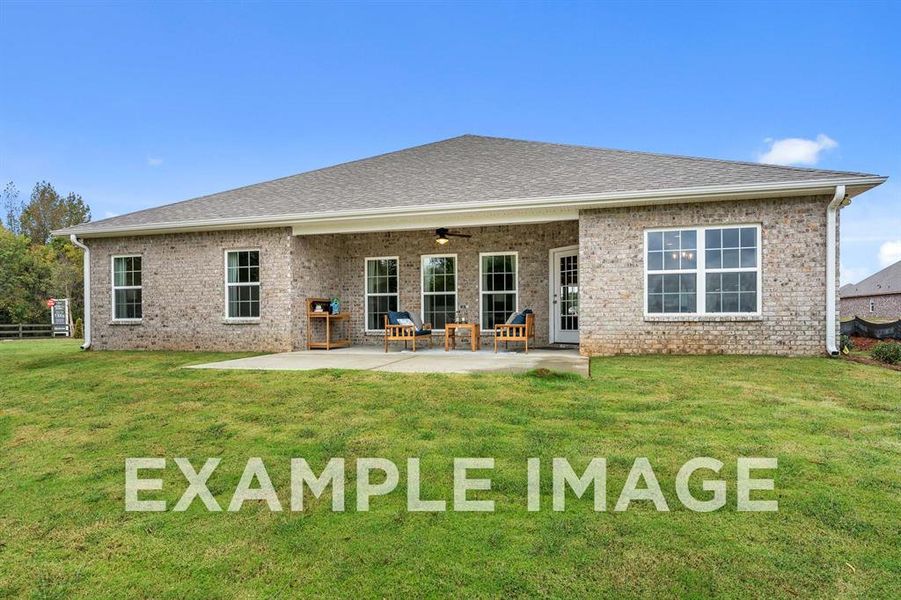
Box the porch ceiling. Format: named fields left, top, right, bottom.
left=291, top=205, right=578, bottom=235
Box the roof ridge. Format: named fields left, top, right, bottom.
left=459, top=134, right=880, bottom=179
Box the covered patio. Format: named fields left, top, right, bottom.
left=188, top=346, right=588, bottom=376
left=293, top=220, right=581, bottom=350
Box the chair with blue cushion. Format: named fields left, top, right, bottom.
left=494, top=309, right=535, bottom=353
left=384, top=310, right=433, bottom=352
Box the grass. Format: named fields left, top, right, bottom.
left=1, top=340, right=899, bottom=599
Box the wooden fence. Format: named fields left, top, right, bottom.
left=0, top=324, right=71, bottom=339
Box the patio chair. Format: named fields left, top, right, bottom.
left=494, top=310, right=535, bottom=353
left=384, top=311, right=433, bottom=352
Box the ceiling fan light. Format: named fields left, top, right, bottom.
left=436, top=235, right=449, bottom=245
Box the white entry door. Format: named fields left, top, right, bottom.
left=550, top=246, right=579, bottom=344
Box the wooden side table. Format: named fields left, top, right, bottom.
left=445, top=322, right=481, bottom=352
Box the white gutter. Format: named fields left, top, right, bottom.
left=69, top=235, right=91, bottom=350
left=825, top=185, right=847, bottom=356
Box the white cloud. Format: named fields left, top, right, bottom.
left=841, top=263, right=870, bottom=286
left=878, top=240, right=901, bottom=267
left=758, top=134, right=837, bottom=166
left=147, top=157, right=164, bottom=167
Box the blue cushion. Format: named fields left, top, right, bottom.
left=511, top=313, right=526, bottom=325
left=387, top=310, right=410, bottom=325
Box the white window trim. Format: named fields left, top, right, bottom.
left=110, top=254, right=143, bottom=322
left=364, top=256, right=400, bottom=332
left=479, top=251, right=519, bottom=334
left=224, top=248, right=262, bottom=321
left=643, top=224, right=762, bottom=318
left=420, top=253, right=457, bottom=332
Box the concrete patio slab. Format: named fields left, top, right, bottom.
left=187, top=347, right=588, bottom=376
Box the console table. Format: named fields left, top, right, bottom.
left=306, top=297, right=351, bottom=350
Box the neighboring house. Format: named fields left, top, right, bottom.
left=55, top=135, right=886, bottom=355
left=840, top=260, right=901, bottom=319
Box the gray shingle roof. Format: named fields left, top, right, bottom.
left=841, top=260, right=901, bottom=298
left=57, top=134, right=884, bottom=236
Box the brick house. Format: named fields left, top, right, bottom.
left=55, top=135, right=886, bottom=355
left=840, top=260, right=901, bottom=320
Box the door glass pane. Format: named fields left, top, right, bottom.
left=559, top=254, right=578, bottom=331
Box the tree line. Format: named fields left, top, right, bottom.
left=1, top=181, right=91, bottom=325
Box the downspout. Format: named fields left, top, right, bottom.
left=825, top=185, right=847, bottom=356
left=69, top=234, right=92, bottom=350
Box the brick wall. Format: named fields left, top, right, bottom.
left=578, top=195, right=838, bottom=356
left=87, top=228, right=295, bottom=351
left=291, top=234, right=344, bottom=349
left=841, top=294, right=901, bottom=320
left=85, top=196, right=840, bottom=355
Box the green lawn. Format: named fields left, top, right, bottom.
left=1, top=340, right=899, bottom=599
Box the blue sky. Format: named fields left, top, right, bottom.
left=1, top=1, right=898, bottom=283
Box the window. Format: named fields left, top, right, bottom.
left=112, top=255, right=142, bottom=320
left=869, top=299, right=875, bottom=313
left=704, top=227, right=759, bottom=313
left=646, top=230, right=697, bottom=313
left=365, top=257, right=398, bottom=330
left=225, top=250, right=260, bottom=319
left=480, top=252, right=518, bottom=329
left=645, top=225, right=760, bottom=316
left=421, top=254, right=456, bottom=330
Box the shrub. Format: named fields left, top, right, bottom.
left=73, top=318, right=83, bottom=339
left=871, top=342, right=901, bottom=365
left=840, top=334, right=854, bottom=352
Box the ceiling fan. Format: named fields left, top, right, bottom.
left=435, top=228, right=471, bottom=245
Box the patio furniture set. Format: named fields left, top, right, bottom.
left=384, top=310, right=535, bottom=353
left=306, top=296, right=535, bottom=353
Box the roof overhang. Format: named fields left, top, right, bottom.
left=55, top=176, right=886, bottom=239
left=841, top=290, right=901, bottom=299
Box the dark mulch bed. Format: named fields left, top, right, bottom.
left=850, top=336, right=882, bottom=351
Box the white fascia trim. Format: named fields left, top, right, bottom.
left=57, top=176, right=886, bottom=239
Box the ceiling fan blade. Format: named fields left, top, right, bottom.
left=434, top=227, right=471, bottom=243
